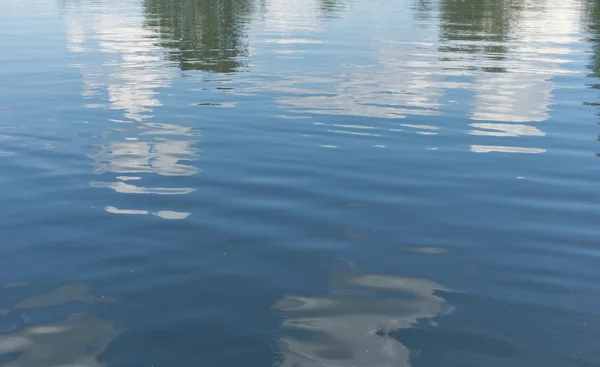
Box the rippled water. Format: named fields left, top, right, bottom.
left=1, top=0, right=599, bottom=366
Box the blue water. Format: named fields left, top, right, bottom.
left=1, top=0, right=600, bottom=366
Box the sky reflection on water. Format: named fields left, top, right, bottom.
left=1, top=0, right=600, bottom=366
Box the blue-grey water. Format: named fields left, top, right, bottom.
left=1, top=0, right=600, bottom=366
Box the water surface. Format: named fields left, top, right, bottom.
left=1, top=0, right=600, bottom=366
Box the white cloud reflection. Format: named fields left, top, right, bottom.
left=469, top=0, right=581, bottom=125
left=246, top=0, right=584, bottom=154
left=105, top=206, right=149, bottom=215
left=104, top=206, right=191, bottom=220
left=64, top=2, right=174, bottom=122
left=276, top=270, right=455, bottom=367
left=470, top=145, right=547, bottom=154
left=62, top=1, right=200, bottom=216
left=91, top=138, right=199, bottom=177
left=153, top=211, right=191, bottom=220
left=1, top=284, right=119, bottom=367
left=469, top=123, right=546, bottom=137
left=90, top=181, right=196, bottom=195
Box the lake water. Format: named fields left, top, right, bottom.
left=1, top=0, right=599, bottom=366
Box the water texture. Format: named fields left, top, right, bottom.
left=1, top=0, right=599, bottom=366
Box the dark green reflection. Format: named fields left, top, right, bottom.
left=318, top=0, right=347, bottom=18
left=438, top=0, right=525, bottom=63
left=582, top=0, right=600, bottom=156
left=411, top=0, right=436, bottom=22
left=144, top=0, right=253, bottom=73
left=583, top=0, right=600, bottom=80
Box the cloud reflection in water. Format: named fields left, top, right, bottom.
left=275, top=270, right=455, bottom=367
left=0, top=284, right=119, bottom=367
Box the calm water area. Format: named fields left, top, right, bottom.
left=1, top=0, right=600, bottom=366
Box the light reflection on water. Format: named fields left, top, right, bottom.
left=65, top=4, right=174, bottom=121
left=275, top=269, right=455, bottom=367
left=1, top=0, right=600, bottom=366
left=62, top=0, right=204, bottom=217
left=0, top=285, right=119, bottom=367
